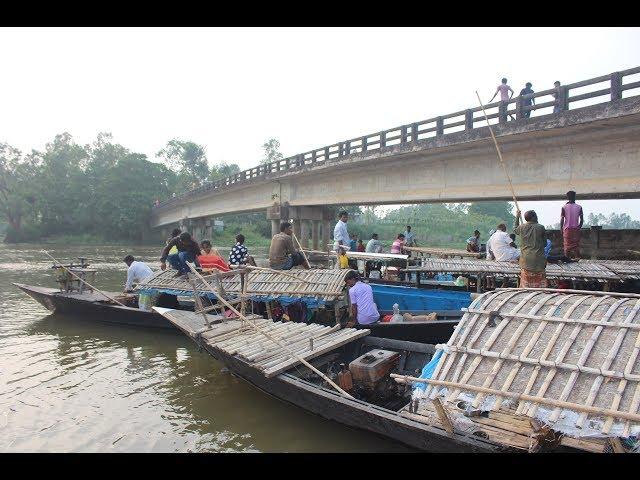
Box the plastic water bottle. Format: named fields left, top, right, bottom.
left=391, top=303, right=403, bottom=323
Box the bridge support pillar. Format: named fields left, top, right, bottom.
left=300, top=220, right=310, bottom=249
left=311, top=220, right=320, bottom=250
left=323, top=220, right=332, bottom=251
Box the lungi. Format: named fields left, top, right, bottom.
left=563, top=227, right=581, bottom=258
left=520, top=269, right=547, bottom=288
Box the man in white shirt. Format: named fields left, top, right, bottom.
left=333, top=211, right=350, bottom=252
left=365, top=233, right=383, bottom=253
left=123, top=255, right=154, bottom=292
left=488, top=224, right=520, bottom=262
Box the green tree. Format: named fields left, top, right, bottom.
left=261, top=138, right=283, bottom=165
left=468, top=201, right=514, bottom=227
left=157, top=139, right=209, bottom=190
left=0, top=143, right=39, bottom=235
left=209, top=162, right=241, bottom=181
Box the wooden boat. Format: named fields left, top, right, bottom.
left=153, top=306, right=496, bottom=452
left=153, top=287, right=640, bottom=453
left=13, top=283, right=179, bottom=329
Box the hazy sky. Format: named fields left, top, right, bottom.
left=1, top=27, right=639, bottom=225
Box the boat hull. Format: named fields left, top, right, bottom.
left=200, top=340, right=495, bottom=452
left=14, top=283, right=175, bottom=329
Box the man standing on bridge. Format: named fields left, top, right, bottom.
left=490, top=77, right=515, bottom=121
left=519, top=82, right=535, bottom=118
left=514, top=210, right=547, bottom=288
left=333, top=211, right=350, bottom=252
left=560, top=190, right=584, bottom=259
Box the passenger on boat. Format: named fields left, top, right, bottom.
left=123, top=255, right=153, bottom=292
left=488, top=224, right=520, bottom=262
left=160, top=232, right=202, bottom=276
left=390, top=234, right=406, bottom=254
left=269, top=222, right=309, bottom=270
left=349, top=234, right=357, bottom=252
left=344, top=270, right=380, bottom=327
left=466, top=230, right=481, bottom=253
left=333, top=211, right=350, bottom=252
left=198, top=240, right=230, bottom=272
left=365, top=233, right=383, bottom=254
left=514, top=210, right=547, bottom=287
left=356, top=239, right=365, bottom=252
left=403, top=225, right=417, bottom=247
left=560, top=190, right=583, bottom=259
left=228, top=234, right=257, bottom=266
left=167, top=228, right=181, bottom=255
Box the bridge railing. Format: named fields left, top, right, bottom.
left=154, top=66, right=640, bottom=211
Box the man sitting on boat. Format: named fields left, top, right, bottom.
left=514, top=210, right=547, bottom=287
left=198, top=240, right=230, bottom=272
left=269, top=222, right=309, bottom=270
left=123, top=255, right=153, bottom=292
left=488, top=224, right=520, bottom=262
left=160, top=232, right=202, bottom=277
left=466, top=230, right=481, bottom=253
left=344, top=270, right=380, bottom=327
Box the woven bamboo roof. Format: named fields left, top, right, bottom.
left=137, top=268, right=350, bottom=302
left=421, top=289, right=640, bottom=439
left=404, top=258, right=624, bottom=282
left=404, top=246, right=482, bottom=259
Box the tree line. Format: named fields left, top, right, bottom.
left=0, top=132, right=250, bottom=243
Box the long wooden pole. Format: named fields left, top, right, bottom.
left=185, top=262, right=352, bottom=398
left=290, top=221, right=311, bottom=269
left=42, top=250, right=127, bottom=307
left=390, top=373, right=640, bottom=423
left=475, top=91, right=522, bottom=217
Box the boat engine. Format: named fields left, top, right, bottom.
left=348, top=349, right=402, bottom=404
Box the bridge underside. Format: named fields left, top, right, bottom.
left=151, top=98, right=640, bottom=228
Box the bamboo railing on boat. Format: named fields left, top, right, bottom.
left=404, top=246, right=482, bottom=259
left=137, top=268, right=351, bottom=303
left=393, top=288, right=640, bottom=452
left=403, top=258, right=630, bottom=282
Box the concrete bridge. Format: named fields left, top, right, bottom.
left=152, top=66, right=640, bottom=249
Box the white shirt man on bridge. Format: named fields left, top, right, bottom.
left=333, top=211, right=350, bottom=252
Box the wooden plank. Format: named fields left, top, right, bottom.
left=262, top=329, right=370, bottom=377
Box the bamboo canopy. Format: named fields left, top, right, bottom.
left=409, top=289, right=640, bottom=441
left=137, top=268, right=351, bottom=302
left=404, top=258, right=625, bottom=282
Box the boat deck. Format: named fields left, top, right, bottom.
left=154, top=308, right=369, bottom=377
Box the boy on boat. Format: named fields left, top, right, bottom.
left=514, top=210, right=547, bottom=287
left=466, top=230, right=481, bottom=253
left=269, top=222, right=309, bottom=270
left=160, top=232, right=202, bottom=277
left=344, top=270, right=380, bottom=327
left=197, top=240, right=230, bottom=272
left=228, top=234, right=256, bottom=267
left=560, top=190, right=583, bottom=259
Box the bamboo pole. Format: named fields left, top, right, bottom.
left=241, top=265, right=314, bottom=284
left=475, top=91, right=522, bottom=217
left=291, top=222, right=311, bottom=269
left=43, top=250, right=127, bottom=307
left=391, top=374, right=640, bottom=424
left=185, top=262, right=352, bottom=398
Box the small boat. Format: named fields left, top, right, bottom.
left=13, top=283, right=180, bottom=329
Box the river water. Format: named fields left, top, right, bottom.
left=0, top=244, right=410, bottom=452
